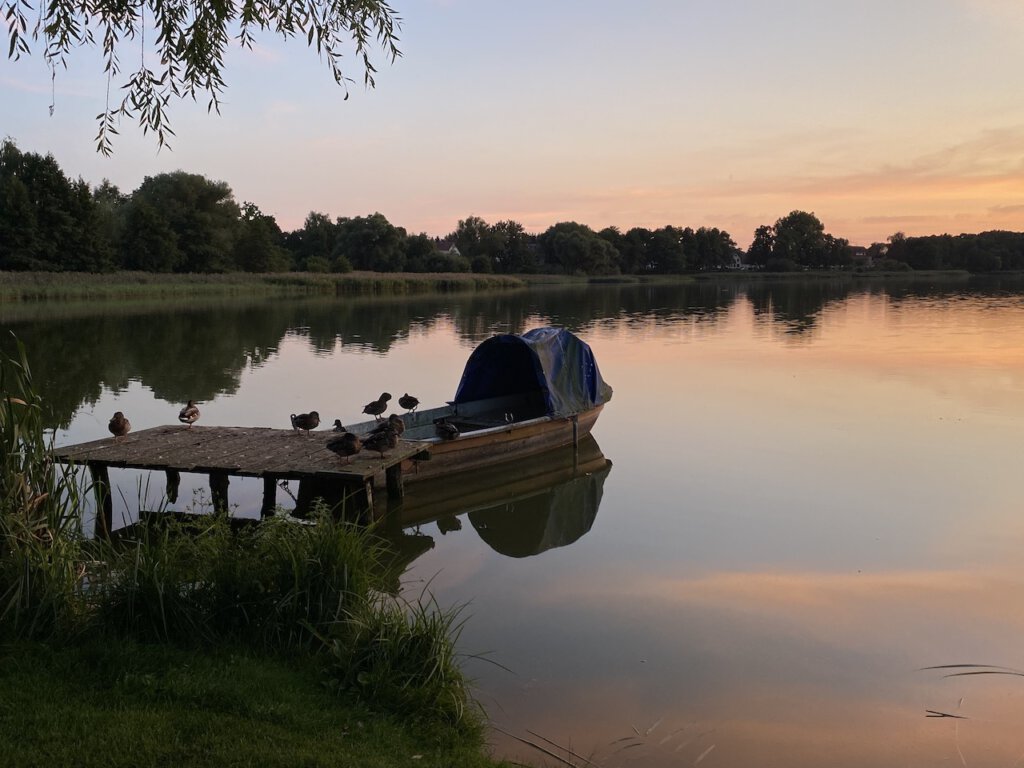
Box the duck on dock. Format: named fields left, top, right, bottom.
left=332, top=419, right=347, bottom=432
left=398, top=393, right=419, bottom=413
left=178, top=400, right=200, bottom=428
left=370, top=413, right=405, bottom=438
left=108, top=412, right=131, bottom=441
left=326, top=432, right=362, bottom=464
left=361, top=425, right=398, bottom=458
left=290, top=411, right=320, bottom=435
left=362, top=392, right=392, bottom=421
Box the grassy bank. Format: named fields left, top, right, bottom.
left=0, top=271, right=526, bottom=302
left=0, top=641, right=508, bottom=768
left=0, top=339, right=511, bottom=767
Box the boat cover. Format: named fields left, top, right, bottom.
left=453, top=327, right=612, bottom=417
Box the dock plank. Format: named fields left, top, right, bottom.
left=53, top=425, right=428, bottom=481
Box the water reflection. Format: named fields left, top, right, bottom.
left=378, top=436, right=611, bottom=589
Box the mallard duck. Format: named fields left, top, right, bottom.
left=398, top=393, right=419, bottom=412
left=361, top=426, right=398, bottom=458
left=362, top=392, right=392, bottom=421
left=326, top=432, right=361, bottom=464
left=108, top=411, right=131, bottom=440
left=178, top=400, right=200, bottom=428
left=290, top=411, right=320, bottom=435
left=332, top=419, right=347, bottom=432
left=370, top=413, right=405, bottom=438
left=433, top=417, right=459, bottom=440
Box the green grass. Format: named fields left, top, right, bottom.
left=0, top=640, right=508, bottom=768
left=0, top=271, right=526, bottom=302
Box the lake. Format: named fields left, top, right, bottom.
left=7, top=276, right=1024, bottom=767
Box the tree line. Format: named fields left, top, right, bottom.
left=3, top=139, right=1022, bottom=275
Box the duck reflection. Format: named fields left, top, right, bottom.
left=377, top=435, right=611, bottom=587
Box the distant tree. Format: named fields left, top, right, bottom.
left=620, top=227, right=653, bottom=274
left=646, top=226, right=687, bottom=273
left=6, top=0, right=402, bottom=154
left=120, top=200, right=181, bottom=272
left=234, top=203, right=291, bottom=272
left=284, top=212, right=337, bottom=271
left=538, top=222, right=618, bottom=275
left=688, top=226, right=738, bottom=271
left=0, top=139, right=113, bottom=270
left=747, top=225, right=775, bottom=267
left=335, top=212, right=405, bottom=271
left=403, top=233, right=437, bottom=272
left=122, top=172, right=240, bottom=272
left=491, top=220, right=536, bottom=273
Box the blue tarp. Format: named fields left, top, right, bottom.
left=453, top=328, right=613, bottom=417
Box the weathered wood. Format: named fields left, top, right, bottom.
left=260, top=476, right=277, bottom=518
left=385, top=463, right=404, bottom=501
left=53, top=425, right=427, bottom=481
left=88, top=462, right=112, bottom=539
left=210, top=472, right=230, bottom=513
left=165, top=469, right=181, bottom=503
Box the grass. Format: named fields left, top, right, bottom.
left=0, top=271, right=526, bottom=302
left=0, top=640, right=508, bottom=768
left=0, top=336, right=508, bottom=765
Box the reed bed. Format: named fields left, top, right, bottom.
left=0, top=271, right=526, bottom=302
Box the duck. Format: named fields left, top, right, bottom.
left=361, top=425, right=398, bottom=458
left=362, top=392, right=392, bottom=421
left=433, top=417, right=459, bottom=440
left=326, top=431, right=362, bottom=464
left=332, top=419, right=347, bottom=432
left=178, top=400, right=200, bottom=428
left=290, top=411, right=320, bottom=435
left=370, top=413, right=405, bottom=438
left=108, top=411, right=131, bottom=440
left=398, top=393, right=419, bottom=413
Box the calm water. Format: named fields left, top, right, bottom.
left=7, top=277, right=1024, bottom=767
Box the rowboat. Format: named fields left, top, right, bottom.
left=346, top=327, right=613, bottom=481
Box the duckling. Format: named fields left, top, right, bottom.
left=398, top=393, right=419, bottom=413
left=332, top=419, right=347, bottom=432
left=362, top=392, right=392, bottom=421
left=326, top=431, right=361, bottom=464
left=108, top=411, right=131, bottom=441
left=178, top=400, right=200, bottom=428
left=290, top=411, right=320, bottom=435
left=433, top=417, right=459, bottom=440
left=361, top=426, right=398, bottom=458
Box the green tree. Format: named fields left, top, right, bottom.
left=403, top=233, right=436, bottom=272
left=646, top=226, right=687, bottom=273
left=123, top=172, right=240, bottom=272
left=538, top=222, right=618, bottom=276
left=335, top=213, right=405, bottom=272
left=6, top=1, right=402, bottom=154
left=747, top=225, right=775, bottom=267
left=285, top=212, right=338, bottom=271
left=235, top=203, right=291, bottom=272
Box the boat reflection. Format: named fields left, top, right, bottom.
left=377, top=435, right=611, bottom=586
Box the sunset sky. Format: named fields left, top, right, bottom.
left=3, top=0, right=1024, bottom=248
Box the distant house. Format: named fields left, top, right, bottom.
left=847, top=245, right=872, bottom=268
left=433, top=237, right=461, bottom=257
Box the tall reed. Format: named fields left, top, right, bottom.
left=0, top=336, right=87, bottom=639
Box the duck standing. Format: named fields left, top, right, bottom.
left=108, top=411, right=131, bottom=441
left=178, top=400, right=200, bottom=428
left=290, top=411, right=320, bottom=435
left=362, top=392, right=392, bottom=421
left=326, top=432, right=362, bottom=464
left=361, top=425, right=398, bottom=458
left=398, top=393, right=419, bottom=413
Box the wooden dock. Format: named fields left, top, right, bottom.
left=52, top=425, right=430, bottom=537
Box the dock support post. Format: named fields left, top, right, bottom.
left=210, top=472, right=230, bottom=514
left=261, top=476, right=277, bottom=518
left=385, top=463, right=404, bottom=502
left=165, top=469, right=180, bottom=503
left=89, top=462, right=112, bottom=539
